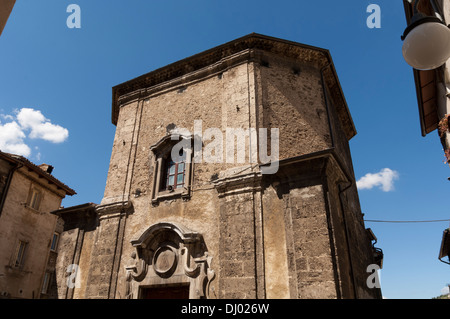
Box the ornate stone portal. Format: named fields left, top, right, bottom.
left=125, top=222, right=215, bottom=299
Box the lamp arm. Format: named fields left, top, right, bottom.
left=430, top=0, right=445, bottom=23
left=401, top=0, right=448, bottom=41
left=413, top=0, right=420, bottom=14
left=414, top=0, right=445, bottom=22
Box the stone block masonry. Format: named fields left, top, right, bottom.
left=53, top=34, right=382, bottom=299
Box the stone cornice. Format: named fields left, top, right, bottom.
left=260, top=148, right=353, bottom=187
left=111, top=33, right=356, bottom=140
left=96, top=200, right=132, bottom=220
left=112, top=33, right=330, bottom=123
left=213, top=167, right=263, bottom=197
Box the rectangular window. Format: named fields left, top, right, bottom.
left=50, top=233, right=59, bottom=251
left=164, top=160, right=185, bottom=190
left=163, top=148, right=187, bottom=191
left=14, top=240, right=27, bottom=268
left=41, top=272, right=51, bottom=294
left=29, top=188, right=42, bottom=210
left=176, top=173, right=184, bottom=185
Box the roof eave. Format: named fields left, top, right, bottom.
left=0, top=151, right=76, bottom=196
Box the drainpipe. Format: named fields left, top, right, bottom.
left=0, top=162, right=22, bottom=217
left=338, top=180, right=358, bottom=299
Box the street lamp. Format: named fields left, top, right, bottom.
left=401, top=0, right=450, bottom=70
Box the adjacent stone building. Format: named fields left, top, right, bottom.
left=0, top=151, right=75, bottom=299
left=0, top=0, right=16, bottom=37
left=53, top=33, right=382, bottom=299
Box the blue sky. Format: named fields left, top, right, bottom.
left=1, top=0, right=449, bottom=299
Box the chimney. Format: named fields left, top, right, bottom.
left=39, top=164, right=54, bottom=174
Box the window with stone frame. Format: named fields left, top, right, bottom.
left=41, top=271, right=52, bottom=294
left=13, top=240, right=28, bottom=268
left=50, top=233, right=59, bottom=252
left=27, top=186, right=42, bottom=211
left=150, top=133, right=193, bottom=204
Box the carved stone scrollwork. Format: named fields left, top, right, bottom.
left=126, top=250, right=147, bottom=282
left=125, top=222, right=215, bottom=299
left=180, top=246, right=216, bottom=299
left=188, top=250, right=216, bottom=299
left=181, top=246, right=200, bottom=277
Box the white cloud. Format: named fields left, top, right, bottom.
left=356, top=168, right=399, bottom=192
left=0, top=108, right=69, bottom=158
left=17, top=107, right=46, bottom=129
left=0, top=121, right=31, bottom=156
left=17, top=108, right=69, bottom=143
left=441, top=286, right=450, bottom=295
left=0, top=114, right=14, bottom=121
left=35, top=146, right=41, bottom=161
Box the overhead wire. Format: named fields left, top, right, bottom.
left=364, top=219, right=450, bottom=224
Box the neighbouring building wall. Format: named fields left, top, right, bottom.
left=0, top=0, right=15, bottom=37
left=0, top=158, right=13, bottom=206
left=437, top=0, right=450, bottom=152
left=53, top=204, right=97, bottom=299
left=0, top=166, right=67, bottom=299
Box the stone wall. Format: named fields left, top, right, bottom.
left=0, top=166, right=66, bottom=299
left=54, top=204, right=97, bottom=299
left=54, top=34, right=381, bottom=299
left=258, top=51, right=332, bottom=159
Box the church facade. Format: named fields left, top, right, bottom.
left=53, top=33, right=382, bottom=299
